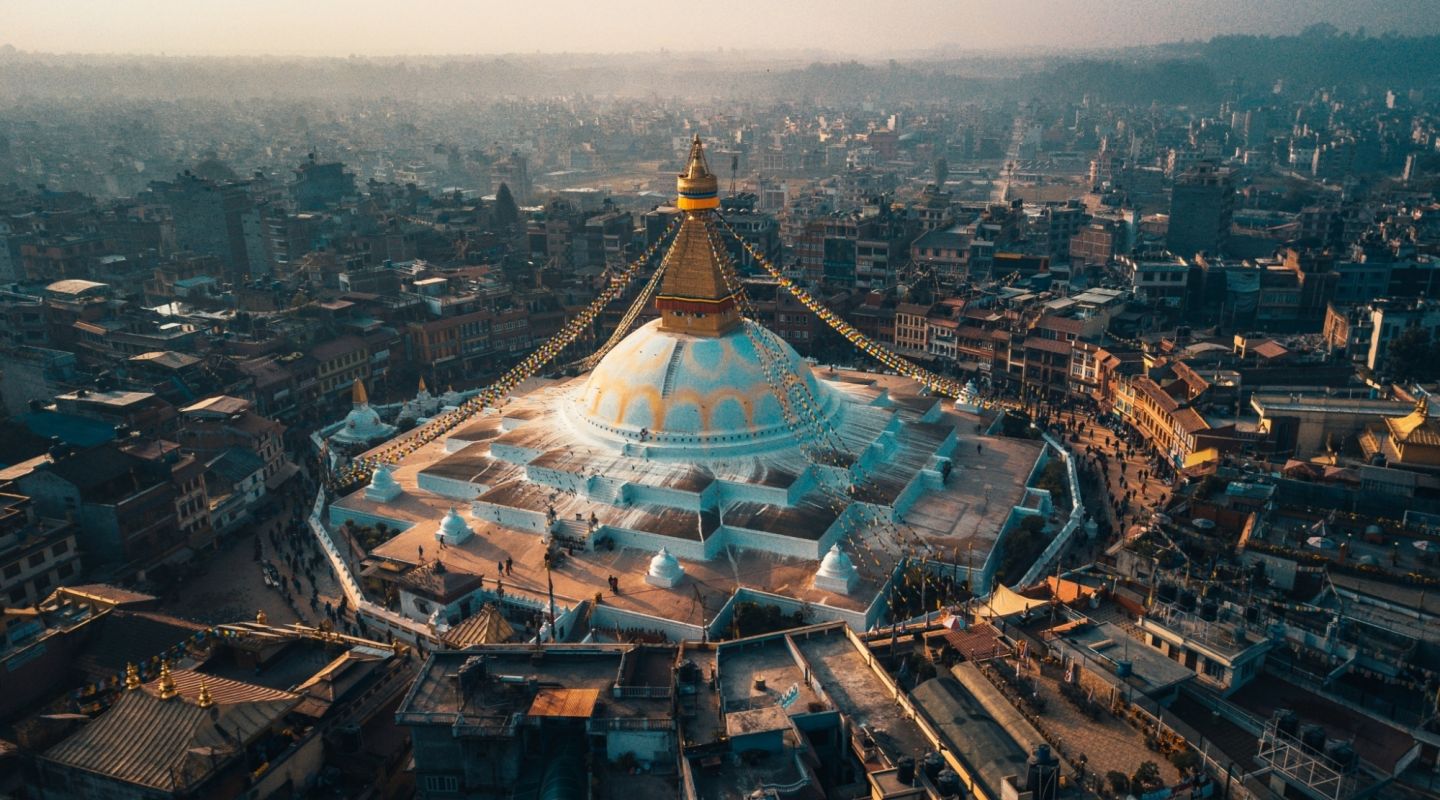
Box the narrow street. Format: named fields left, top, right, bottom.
left=1033, top=402, right=1177, bottom=559
left=161, top=469, right=353, bottom=633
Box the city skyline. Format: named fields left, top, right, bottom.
left=6, top=0, right=1440, bottom=58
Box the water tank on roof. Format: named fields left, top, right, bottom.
left=1025, top=745, right=1061, bottom=800
left=896, top=756, right=916, bottom=786
left=1157, top=583, right=1177, bottom=603
left=1200, top=600, right=1219, bottom=621
left=1301, top=724, right=1327, bottom=752
left=936, top=769, right=963, bottom=798
left=1325, top=741, right=1357, bottom=773
left=1274, top=709, right=1299, bottom=737
left=923, top=751, right=944, bottom=782
left=1178, top=590, right=1197, bottom=611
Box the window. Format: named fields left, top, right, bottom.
left=2, top=563, right=18, bottom=579
left=51, top=541, right=69, bottom=557
left=422, top=775, right=460, bottom=794
left=27, top=553, right=44, bottom=569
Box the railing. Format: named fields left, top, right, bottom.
left=587, top=716, right=674, bottom=732
left=305, top=486, right=436, bottom=644
left=613, top=685, right=674, bottom=699
left=756, top=751, right=813, bottom=795
left=1015, top=432, right=1087, bottom=588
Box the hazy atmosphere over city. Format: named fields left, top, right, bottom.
left=1, top=3, right=1440, bottom=800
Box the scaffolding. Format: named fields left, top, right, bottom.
left=1254, top=716, right=1362, bottom=800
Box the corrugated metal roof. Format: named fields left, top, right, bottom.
left=44, top=681, right=295, bottom=792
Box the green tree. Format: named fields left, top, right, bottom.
left=494, top=182, right=520, bottom=229
left=1131, top=761, right=1162, bottom=793
left=1386, top=326, right=1440, bottom=381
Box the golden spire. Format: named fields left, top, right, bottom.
left=352, top=379, right=369, bottom=406
left=157, top=661, right=178, bottom=700
left=656, top=135, right=741, bottom=337
left=256, top=609, right=268, bottom=625
left=124, top=662, right=141, bottom=691
left=196, top=678, right=214, bottom=709
left=418, top=376, right=428, bottom=394
left=1418, top=396, right=1431, bottom=417
left=676, top=135, right=719, bottom=212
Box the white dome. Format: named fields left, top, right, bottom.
left=436, top=507, right=473, bottom=545
left=646, top=546, right=685, bottom=587
left=365, top=463, right=402, bottom=502
left=565, top=318, right=840, bottom=457
left=330, top=403, right=396, bottom=446
left=814, top=544, right=859, bottom=595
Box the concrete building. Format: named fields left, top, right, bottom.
left=0, top=491, right=80, bottom=607
left=1167, top=163, right=1234, bottom=260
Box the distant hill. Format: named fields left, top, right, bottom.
left=0, top=26, right=1435, bottom=103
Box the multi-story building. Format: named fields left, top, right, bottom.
left=407, top=306, right=531, bottom=385
left=491, top=151, right=532, bottom=204
left=717, top=194, right=780, bottom=276
left=148, top=174, right=258, bottom=283
left=893, top=301, right=931, bottom=357
left=0, top=346, right=79, bottom=416
left=291, top=158, right=356, bottom=211
left=1112, top=363, right=1213, bottom=467
left=1119, top=253, right=1191, bottom=313
left=118, top=438, right=212, bottom=550
left=0, top=491, right=79, bottom=607
left=1026, top=200, right=1088, bottom=263
left=311, top=335, right=372, bottom=401
left=909, top=226, right=969, bottom=287
left=15, top=443, right=179, bottom=569
left=52, top=388, right=178, bottom=440
left=1167, top=162, right=1234, bottom=260
left=398, top=643, right=679, bottom=800
left=177, top=395, right=288, bottom=485
left=1362, top=298, right=1440, bottom=374
left=0, top=289, right=51, bottom=348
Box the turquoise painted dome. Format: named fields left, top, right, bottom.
left=566, top=319, right=840, bottom=456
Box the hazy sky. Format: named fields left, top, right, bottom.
left=7, top=0, right=1439, bottom=57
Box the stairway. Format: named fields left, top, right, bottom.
left=660, top=341, right=687, bottom=398
left=552, top=517, right=590, bottom=546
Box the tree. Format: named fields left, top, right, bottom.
left=933, top=157, right=949, bottom=187
left=1107, top=771, right=1131, bottom=796
left=1131, top=761, right=1162, bottom=794
left=494, top=182, right=519, bottom=229
left=1170, top=748, right=1201, bottom=775
left=1386, top=325, right=1440, bottom=381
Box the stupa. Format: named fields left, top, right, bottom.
left=332, top=137, right=1042, bottom=634
left=329, top=379, right=397, bottom=450
left=365, top=464, right=403, bottom=503
left=954, top=379, right=984, bottom=414
left=436, top=507, right=473, bottom=545
left=645, top=547, right=686, bottom=588
left=398, top=380, right=440, bottom=425
left=813, top=544, right=860, bottom=595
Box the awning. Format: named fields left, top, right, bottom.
left=977, top=583, right=1049, bottom=619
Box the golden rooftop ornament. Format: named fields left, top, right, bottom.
left=157, top=661, right=178, bottom=700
